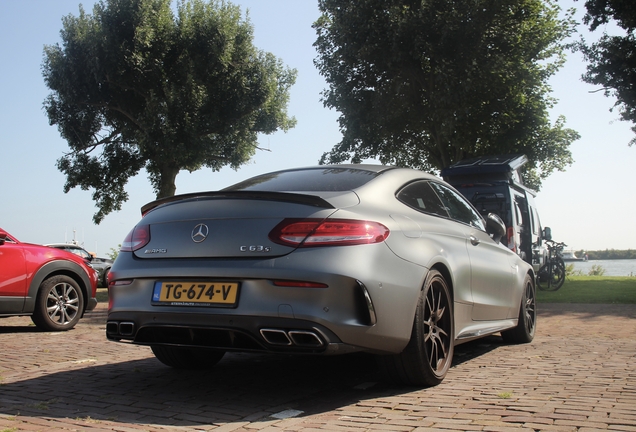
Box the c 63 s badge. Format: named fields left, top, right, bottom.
left=240, top=245, right=271, bottom=252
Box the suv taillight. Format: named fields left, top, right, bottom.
left=121, top=225, right=150, bottom=252
left=269, top=219, right=389, bottom=247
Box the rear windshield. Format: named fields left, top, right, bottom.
left=224, top=168, right=379, bottom=192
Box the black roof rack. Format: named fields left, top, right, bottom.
left=441, top=154, right=528, bottom=185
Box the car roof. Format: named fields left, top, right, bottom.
left=141, top=165, right=444, bottom=215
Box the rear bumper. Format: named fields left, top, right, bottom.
left=106, top=311, right=364, bottom=355
left=107, top=246, right=427, bottom=354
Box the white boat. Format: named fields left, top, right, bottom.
left=561, top=250, right=587, bottom=262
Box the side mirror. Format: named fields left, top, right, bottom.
left=485, top=213, right=506, bottom=244
left=543, top=227, right=552, bottom=241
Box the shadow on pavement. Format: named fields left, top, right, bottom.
left=0, top=325, right=42, bottom=334
left=0, top=338, right=502, bottom=428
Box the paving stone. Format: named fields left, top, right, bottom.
left=1, top=303, right=635, bottom=430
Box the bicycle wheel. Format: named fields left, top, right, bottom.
left=537, top=263, right=550, bottom=291
left=537, top=261, right=559, bottom=291
left=553, top=257, right=566, bottom=289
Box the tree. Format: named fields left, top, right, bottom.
left=43, top=0, right=297, bottom=223
left=578, top=0, right=636, bottom=145
left=313, top=0, right=579, bottom=189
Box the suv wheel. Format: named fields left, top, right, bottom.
left=31, top=275, right=84, bottom=331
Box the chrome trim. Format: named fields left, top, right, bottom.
left=288, top=330, right=324, bottom=347
left=260, top=329, right=292, bottom=345
left=456, top=321, right=517, bottom=340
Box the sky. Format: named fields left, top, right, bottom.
left=0, top=0, right=634, bottom=256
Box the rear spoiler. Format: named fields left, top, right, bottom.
left=141, top=191, right=335, bottom=216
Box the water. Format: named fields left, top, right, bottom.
left=567, top=259, right=636, bottom=277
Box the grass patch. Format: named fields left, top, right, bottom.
left=96, top=288, right=108, bottom=303
left=536, top=276, right=636, bottom=304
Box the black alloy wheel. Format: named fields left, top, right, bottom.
left=377, top=269, right=454, bottom=386
left=502, top=273, right=536, bottom=344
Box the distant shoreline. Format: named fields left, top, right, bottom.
left=570, top=250, right=635, bottom=261
left=586, top=257, right=634, bottom=260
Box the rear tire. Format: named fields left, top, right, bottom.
left=151, top=345, right=225, bottom=369
left=501, top=274, right=536, bottom=344
left=377, top=269, right=454, bottom=386
left=31, top=275, right=84, bottom=331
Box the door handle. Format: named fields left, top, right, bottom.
left=470, top=235, right=480, bottom=246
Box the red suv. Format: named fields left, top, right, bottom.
left=0, top=227, right=98, bottom=331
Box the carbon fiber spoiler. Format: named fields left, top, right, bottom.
left=141, top=191, right=335, bottom=215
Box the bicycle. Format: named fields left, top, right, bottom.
left=537, top=239, right=567, bottom=291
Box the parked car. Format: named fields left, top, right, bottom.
left=46, top=243, right=113, bottom=287
left=0, top=228, right=98, bottom=331
left=106, top=165, right=536, bottom=386
left=441, top=154, right=548, bottom=272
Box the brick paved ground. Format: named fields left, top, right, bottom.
left=0, top=302, right=635, bottom=431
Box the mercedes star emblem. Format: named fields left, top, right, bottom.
left=191, top=223, right=209, bottom=243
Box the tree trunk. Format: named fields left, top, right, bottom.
left=157, top=165, right=179, bottom=199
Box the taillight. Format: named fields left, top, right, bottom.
left=269, top=219, right=389, bottom=247
left=120, top=225, right=150, bottom=252
left=507, top=227, right=515, bottom=251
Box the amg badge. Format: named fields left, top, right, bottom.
left=145, top=248, right=167, bottom=254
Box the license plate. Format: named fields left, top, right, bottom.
left=152, top=281, right=239, bottom=306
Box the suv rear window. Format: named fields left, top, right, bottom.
left=224, top=168, right=379, bottom=192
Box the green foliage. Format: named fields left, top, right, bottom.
left=536, top=276, right=636, bottom=303
left=566, top=262, right=607, bottom=276
left=106, top=244, right=120, bottom=261
left=588, top=264, right=607, bottom=276
left=43, top=0, right=297, bottom=223
left=578, top=0, right=636, bottom=145
left=565, top=263, right=583, bottom=276
left=313, top=0, right=579, bottom=190
left=96, top=288, right=109, bottom=303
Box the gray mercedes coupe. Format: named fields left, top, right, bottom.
left=106, top=165, right=536, bottom=386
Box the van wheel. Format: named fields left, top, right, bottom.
left=31, top=275, right=84, bottom=331
left=377, top=269, right=454, bottom=386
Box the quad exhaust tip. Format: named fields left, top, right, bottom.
left=260, top=328, right=324, bottom=347
left=107, top=321, right=136, bottom=337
